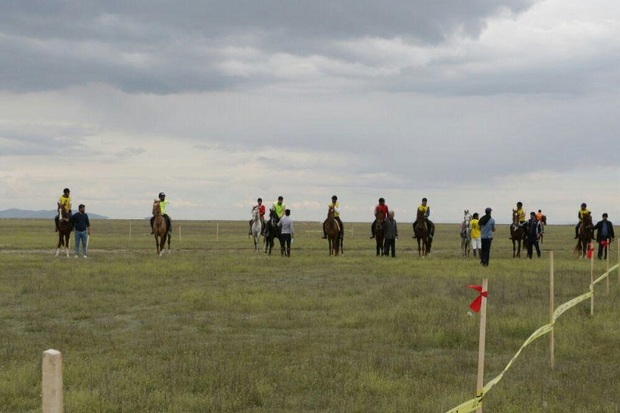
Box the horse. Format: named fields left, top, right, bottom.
left=264, top=208, right=281, bottom=255
left=574, top=212, right=594, bottom=258
left=509, top=209, right=526, bottom=258
left=373, top=213, right=385, bottom=256
left=250, top=206, right=264, bottom=252
left=152, top=200, right=171, bottom=256
left=323, top=206, right=341, bottom=256
left=55, top=208, right=73, bottom=257
left=413, top=209, right=434, bottom=257
left=460, top=210, right=472, bottom=257
left=539, top=214, right=547, bottom=244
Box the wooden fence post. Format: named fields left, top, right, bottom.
left=42, top=349, right=63, bottom=413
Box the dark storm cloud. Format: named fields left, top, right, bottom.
left=0, top=0, right=537, bottom=93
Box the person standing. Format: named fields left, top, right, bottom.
left=70, top=204, right=91, bottom=258
left=151, top=192, right=171, bottom=234
left=278, top=209, right=294, bottom=257
left=479, top=207, right=495, bottom=267
left=575, top=202, right=590, bottom=239
left=469, top=212, right=481, bottom=258
left=322, top=195, right=343, bottom=239
left=382, top=211, right=398, bottom=258
left=55, top=188, right=72, bottom=231
left=248, top=197, right=266, bottom=235
left=525, top=211, right=542, bottom=259
left=272, top=196, right=286, bottom=219
left=592, top=213, right=615, bottom=260
left=370, top=197, right=389, bottom=238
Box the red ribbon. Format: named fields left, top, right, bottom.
left=467, top=285, right=488, bottom=313
left=600, top=240, right=609, bottom=247
left=587, top=243, right=594, bottom=259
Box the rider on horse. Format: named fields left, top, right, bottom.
left=515, top=202, right=527, bottom=229
left=272, top=196, right=286, bottom=220
left=370, top=197, right=389, bottom=238
left=151, top=192, right=171, bottom=234
left=413, top=197, right=433, bottom=238
left=574, top=202, right=591, bottom=239
left=322, top=195, right=343, bottom=239
left=55, top=188, right=72, bottom=232
left=248, top=197, right=266, bottom=235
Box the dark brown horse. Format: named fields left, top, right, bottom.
left=55, top=208, right=73, bottom=257
left=152, top=200, right=171, bottom=256
left=323, top=206, right=341, bottom=256
left=574, top=212, right=594, bottom=258
left=413, top=209, right=433, bottom=257
left=264, top=208, right=280, bottom=255
left=374, top=213, right=385, bottom=256
left=510, top=209, right=526, bottom=258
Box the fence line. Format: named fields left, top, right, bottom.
left=446, top=260, right=620, bottom=413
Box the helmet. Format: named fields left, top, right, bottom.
left=581, top=203, right=587, bottom=208
left=379, top=197, right=385, bottom=203
left=517, top=202, right=522, bottom=207
left=159, top=192, right=166, bottom=198
left=63, top=188, right=70, bottom=194
left=332, top=195, right=338, bottom=201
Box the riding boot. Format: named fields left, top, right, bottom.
left=370, top=221, right=376, bottom=238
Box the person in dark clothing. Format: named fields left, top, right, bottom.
left=592, top=213, right=615, bottom=260
left=525, top=211, right=542, bottom=259
left=69, top=204, right=91, bottom=258
left=382, top=211, right=398, bottom=258
left=479, top=207, right=495, bottom=267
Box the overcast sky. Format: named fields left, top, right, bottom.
left=1, top=0, right=618, bottom=224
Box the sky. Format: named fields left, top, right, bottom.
left=1, top=0, right=618, bottom=224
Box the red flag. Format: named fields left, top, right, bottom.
left=587, top=243, right=594, bottom=259
left=600, top=240, right=609, bottom=247
left=467, top=284, right=488, bottom=313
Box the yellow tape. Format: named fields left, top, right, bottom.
left=445, top=263, right=619, bottom=413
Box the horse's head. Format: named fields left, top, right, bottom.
left=512, top=209, right=519, bottom=224
left=541, top=215, right=547, bottom=225
left=416, top=208, right=425, bottom=222
left=251, top=205, right=259, bottom=219
left=582, top=212, right=593, bottom=226
left=152, top=200, right=160, bottom=216
left=327, top=206, right=335, bottom=219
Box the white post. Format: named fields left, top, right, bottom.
left=475, top=278, right=489, bottom=413
left=549, top=251, right=555, bottom=369
left=590, top=244, right=595, bottom=316
left=216, top=223, right=219, bottom=241
left=42, top=349, right=63, bottom=413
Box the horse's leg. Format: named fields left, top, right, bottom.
left=167, top=232, right=171, bottom=255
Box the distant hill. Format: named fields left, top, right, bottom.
left=0, top=209, right=109, bottom=219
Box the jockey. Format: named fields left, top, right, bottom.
left=515, top=202, right=527, bottom=227
left=414, top=197, right=434, bottom=237
left=575, top=202, right=590, bottom=239
left=55, top=188, right=72, bottom=232
left=248, top=197, right=266, bottom=235
left=272, top=196, right=286, bottom=219
left=370, top=197, right=389, bottom=238
left=322, top=195, right=344, bottom=239
left=150, top=192, right=171, bottom=234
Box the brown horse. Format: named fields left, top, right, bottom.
left=510, top=209, right=526, bottom=258
left=55, top=208, right=73, bottom=257
left=152, top=200, right=171, bottom=256
left=374, top=213, right=385, bottom=256
left=413, top=209, right=433, bottom=257
left=323, top=206, right=341, bottom=256
left=574, top=212, right=594, bottom=258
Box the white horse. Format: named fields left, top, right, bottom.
left=250, top=206, right=264, bottom=252
left=460, top=209, right=472, bottom=257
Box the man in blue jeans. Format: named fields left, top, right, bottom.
left=479, top=207, right=495, bottom=267
left=70, top=204, right=91, bottom=258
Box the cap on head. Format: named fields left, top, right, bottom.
left=517, top=202, right=523, bottom=207
left=159, top=192, right=166, bottom=198
left=581, top=203, right=587, bottom=207
left=485, top=207, right=492, bottom=213
left=422, top=197, right=427, bottom=202
left=332, top=195, right=337, bottom=201
left=63, top=188, right=70, bottom=194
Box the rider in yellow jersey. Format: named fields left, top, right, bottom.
left=322, top=195, right=343, bottom=239
left=150, top=192, right=171, bottom=234
left=272, top=196, right=286, bottom=219
left=55, top=188, right=72, bottom=231
left=575, top=202, right=590, bottom=239
left=414, top=198, right=433, bottom=238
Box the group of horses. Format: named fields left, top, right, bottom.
left=373, top=208, right=435, bottom=258
left=249, top=207, right=286, bottom=256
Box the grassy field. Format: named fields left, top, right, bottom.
left=1, top=219, right=619, bottom=412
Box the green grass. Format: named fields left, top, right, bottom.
left=0, top=219, right=619, bottom=412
